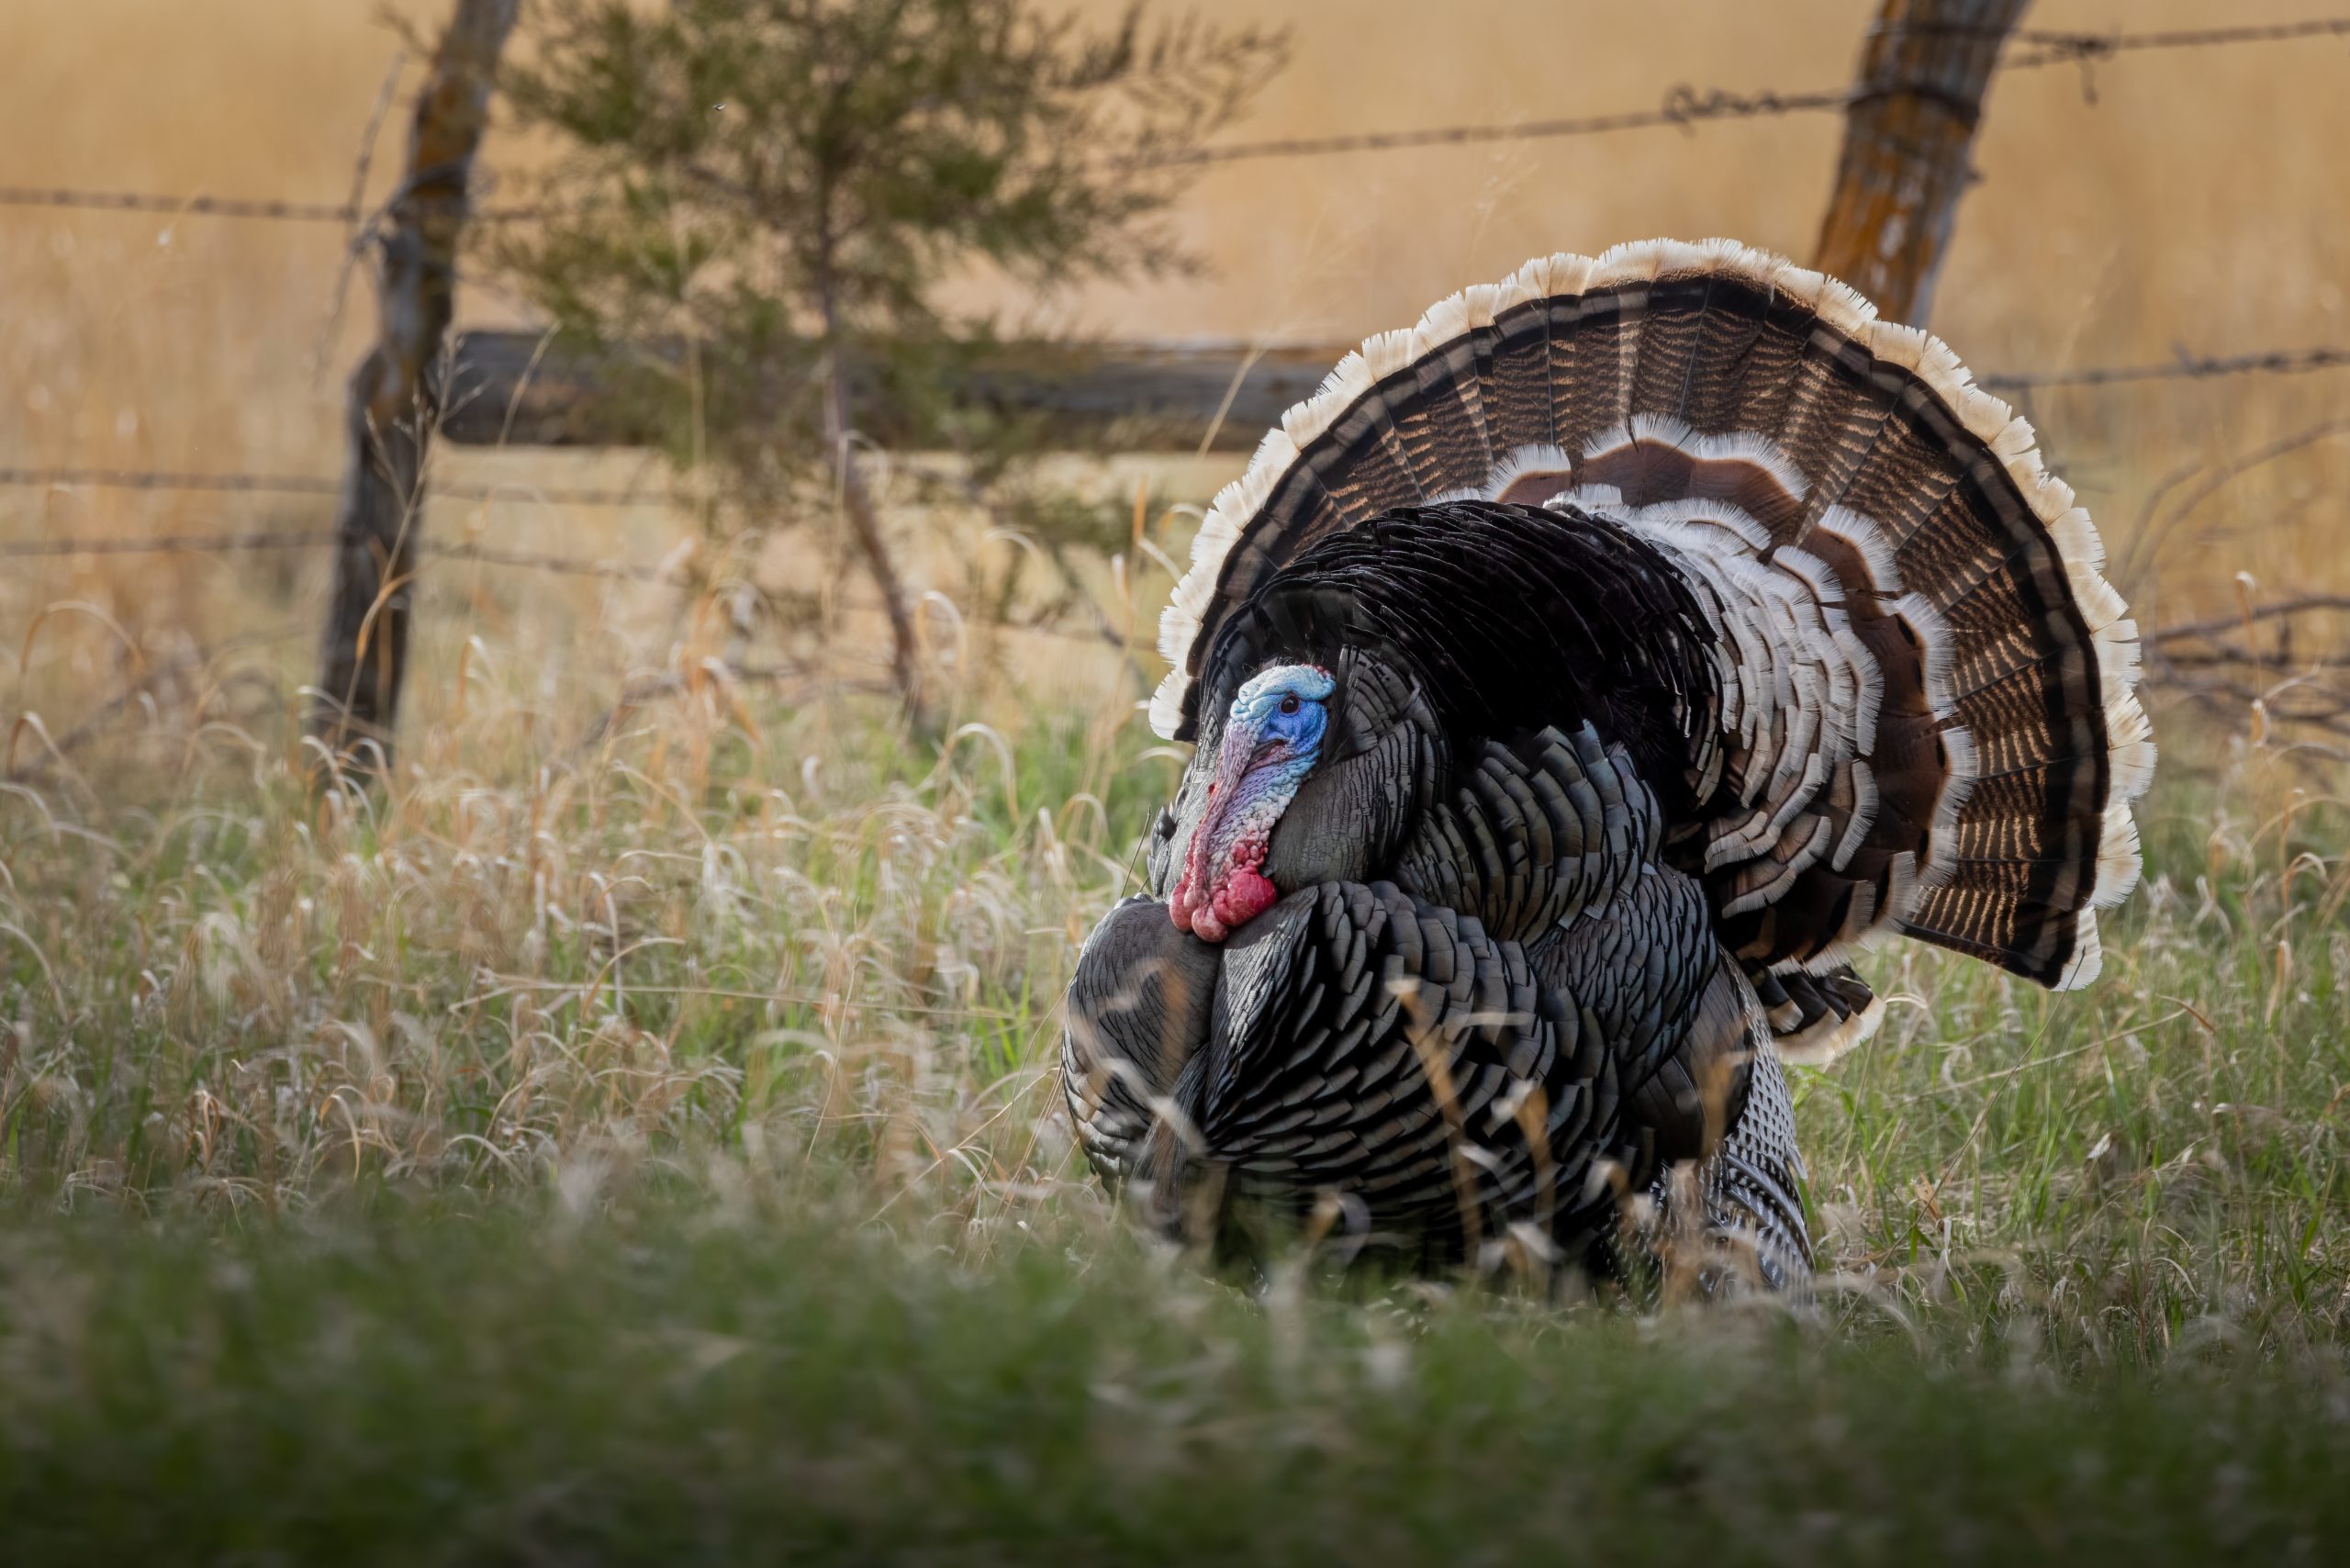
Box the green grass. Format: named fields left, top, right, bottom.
left=0, top=1189, right=2340, bottom=1565
left=1, top=1192, right=2346, bottom=1563
left=4, top=681, right=2349, bottom=1560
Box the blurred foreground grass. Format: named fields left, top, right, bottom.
left=4, top=1188, right=2349, bottom=1565
left=4, top=659, right=2349, bottom=1559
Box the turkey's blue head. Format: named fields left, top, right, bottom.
left=1170, top=663, right=1335, bottom=942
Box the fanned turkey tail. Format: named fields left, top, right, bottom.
left=1153, top=239, right=2152, bottom=995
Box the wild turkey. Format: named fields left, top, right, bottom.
left=1062, top=239, right=2153, bottom=1292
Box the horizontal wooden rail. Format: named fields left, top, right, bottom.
left=442, top=332, right=1343, bottom=453
left=437, top=330, right=2350, bottom=454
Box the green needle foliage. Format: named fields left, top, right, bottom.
left=490, top=0, right=1286, bottom=710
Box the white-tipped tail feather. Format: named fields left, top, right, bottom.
left=1151, top=240, right=2151, bottom=993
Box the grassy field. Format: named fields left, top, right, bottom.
left=3, top=661, right=2349, bottom=1558
left=7, top=0, right=2350, bottom=1559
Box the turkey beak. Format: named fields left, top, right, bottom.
left=1169, top=720, right=1284, bottom=944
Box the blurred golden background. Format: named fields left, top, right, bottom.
left=6, top=0, right=2347, bottom=738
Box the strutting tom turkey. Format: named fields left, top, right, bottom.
left=1062, top=239, right=2153, bottom=1292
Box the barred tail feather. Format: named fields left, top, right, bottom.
left=1152, top=241, right=2151, bottom=991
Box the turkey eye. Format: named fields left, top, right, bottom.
left=1279, top=694, right=1300, bottom=715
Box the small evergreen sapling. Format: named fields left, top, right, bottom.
left=494, top=0, right=1287, bottom=718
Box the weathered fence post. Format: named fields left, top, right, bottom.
left=310, top=0, right=520, bottom=778
left=1813, top=0, right=2029, bottom=328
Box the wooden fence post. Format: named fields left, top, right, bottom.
left=310, top=0, right=520, bottom=778
left=1813, top=0, right=2029, bottom=328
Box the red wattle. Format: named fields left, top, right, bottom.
left=1169, top=877, right=1199, bottom=933
left=1170, top=725, right=1293, bottom=943
left=1211, top=867, right=1278, bottom=932
left=1172, top=829, right=1277, bottom=943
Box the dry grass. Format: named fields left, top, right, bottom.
left=3, top=658, right=2350, bottom=1559
left=4, top=6, right=2350, bottom=1552
left=0, top=611, right=1154, bottom=1201
left=5, top=606, right=2348, bottom=1354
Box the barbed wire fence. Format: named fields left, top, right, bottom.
left=6, top=10, right=2350, bottom=766
left=4, top=332, right=2345, bottom=577
left=6, top=16, right=2345, bottom=196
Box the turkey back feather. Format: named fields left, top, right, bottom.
left=1155, top=240, right=2152, bottom=991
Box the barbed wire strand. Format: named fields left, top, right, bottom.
left=1871, top=17, right=2350, bottom=52
left=1144, top=85, right=1856, bottom=168
left=0, top=467, right=661, bottom=508
left=1998, top=17, right=2350, bottom=63
left=0, top=185, right=548, bottom=225
left=1156, top=17, right=2350, bottom=167
left=433, top=540, right=675, bottom=580
left=1977, top=344, right=2350, bottom=391
left=4, top=15, right=2343, bottom=215
left=0, top=528, right=678, bottom=581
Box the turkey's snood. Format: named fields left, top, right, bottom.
left=1150, top=647, right=1442, bottom=906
